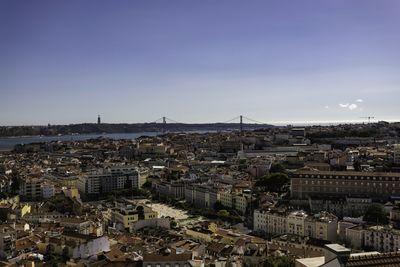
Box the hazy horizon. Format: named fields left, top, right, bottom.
left=1, top=0, right=399, bottom=125
left=2, top=118, right=399, bottom=128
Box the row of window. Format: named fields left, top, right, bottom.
left=303, top=180, right=400, bottom=186
left=146, top=264, right=189, bottom=267
left=298, top=175, right=400, bottom=181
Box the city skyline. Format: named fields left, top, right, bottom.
left=1, top=0, right=399, bottom=125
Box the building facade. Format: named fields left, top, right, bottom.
left=291, top=170, right=400, bottom=200
left=254, top=209, right=337, bottom=242
left=346, top=225, right=400, bottom=252
left=77, top=166, right=140, bottom=195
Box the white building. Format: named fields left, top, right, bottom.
left=254, top=209, right=287, bottom=236
left=77, top=175, right=101, bottom=195
left=254, top=209, right=337, bottom=242
left=77, top=166, right=140, bottom=195
left=62, top=233, right=110, bottom=259
left=287, top=211, right=307, bottom=236
left=346, top=225, right=400, bottom=252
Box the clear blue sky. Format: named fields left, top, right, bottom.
left=0, top=0, right=399, bottom=125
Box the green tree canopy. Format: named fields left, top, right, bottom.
left=218, top=209, right=230, bottom=217
left=10, top=167, right=21, bottom=194
left=214, top=201, right=225, bottom=211
left=364, top=203, right=388, bottom=224
left=270, top=163, right=286, bottom=174
left=255, top=173, right=289, bottom=192
left=0, top=164, right=5, bottom=175
left=263, top=256, right=295, bottom=267
left=170, top=220, right=177, bottom=228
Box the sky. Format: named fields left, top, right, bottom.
left=0, top=0, right=399, bottom=126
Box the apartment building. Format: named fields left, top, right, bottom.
left=19, top=179, right=56, bottom=200
left=58, top=217, right=92, bottom=235
left=19, top=179, right=42, bottom=200
left=235, top=193, right=248, bottom=214
left=219, top=190, right=233, bottom=208
left=61, top=232, right=110, bottom=259
left=152, top=180, right=185, bottom=200
left=287, top=211, right=307, bottom=236
left=218, top=189, right=251, bottom=215
left=42, top=183, right=55, bottom=199
left=291, top=170, right=400, bottom=200
left=394, top=144, right=400, bottom=165
left=306, top=212, right=339, bottom=242
left=185, top=184, right=218, bottom=210
left=77, top=174, right=101, bottom=195
left=0, top=225, right=16, bottom=259
left=77, top=166, right=140, bottom=195
left=346, top=225, right=400, bottom=252
left=254, top=209, right=287, bottom=236
left=254, top=209, right=337, bottom=242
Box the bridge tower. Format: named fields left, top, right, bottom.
left=240, top=115, right=243, bottom=133
left=162, top=116, right=166, bottom=133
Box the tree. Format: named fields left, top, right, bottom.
left=364, top=203, right=388, bottom=224
left=270, top=163, right=286, bottom=174
left=142, top=181, right=152, bottom=188
left=0, top=164, right=5, bottom=175
left=353, top=160, right=361, bottom=171
left=268, top=173, right=289, bottom=189
left=263, top=256, right=295, bottom=267
left=218, top=209, right=230, bottom=217
left=275, top=256, right=295, bottom=267
left=170, top=220, right=177, bottom=228
left=255, top=173, right=289, bottom=192
left=214, top=201, right=225, bottom=211
left=10, top=168, right=20, bottom=195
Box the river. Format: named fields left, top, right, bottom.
left=0, top=132, right=160, bottom=151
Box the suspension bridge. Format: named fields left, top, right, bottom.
left=149, top=115, right=270, bottom=133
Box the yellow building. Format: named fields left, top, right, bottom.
left=219, top=191, right=233, bottom=208
left=185, top=228, right=214, bottom=243
left=20, top=204, right=32, bottom=217
left=234, top=194, right=249, bottom=215
left=184, top=223, right=217, bottom=243
left=110, top=204, right=157, bottom=232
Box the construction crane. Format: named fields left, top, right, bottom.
left=360, top=116, right=375, bottom=124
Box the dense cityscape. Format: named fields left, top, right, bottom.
left=0, top=121, right=399, bottom=266
left=2, top=1, right=400, bottom=266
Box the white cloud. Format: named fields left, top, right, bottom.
left=348, top=103, right=358, bottom=110
left=356, top=99, right=363, bottom=103
left=339, top=103, right=358, bottom=110
left=324, top=106, right=329, bottom=109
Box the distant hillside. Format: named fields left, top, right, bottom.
left=0, top=123, right=273, bottom=137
